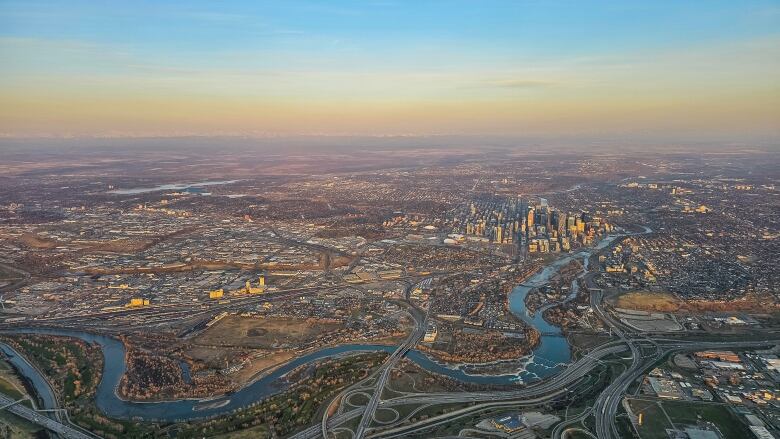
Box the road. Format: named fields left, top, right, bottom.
left=551, top=267, right=775, bottom=439
left=8, top=224, right=776, bottom=439
left=352, top=280, right=430, bottom=439
left=0, top=392, right=97, bottom=439
left=365, top=338, right=775, bottom=439
left=0, top=262, right=32, bottom=295
left=315, top=231, right=636, bottom=437
left=289, top=409, right=363, bottom=439
left=346, top=226, right=779, bottom=438
left=379, top=342, right=628, bottom=406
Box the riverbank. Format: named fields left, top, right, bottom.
left=0, top=235, right=631, bottom=422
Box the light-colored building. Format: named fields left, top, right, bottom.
left=647, top=377, right=683, bottom=399
left=423, top=323, right=438, bottom=343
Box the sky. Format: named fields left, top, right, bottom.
left=1, top=0, right=779, bottom=141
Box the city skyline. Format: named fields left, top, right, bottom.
left=1, top=0, right=779, bottom=141
left=1, top=3, right=778, bottom=438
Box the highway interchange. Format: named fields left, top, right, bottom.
left=3, top=226, right=778, bottom=439
left=296, top=227, right=779, bottom=438
left=0, top=393, right=96, bottom=439
left=352, top=283, right=429, bottom=439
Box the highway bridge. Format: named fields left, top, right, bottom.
left=323, top=226, right=780, bottom=439
left=353, top=282, right=430, bottom=439
left=0, top=393, right=97, bottom=439
left=8, top=223, right=777, bottom=439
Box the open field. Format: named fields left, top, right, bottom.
left=0, top=377, right=26, bottom=401
left=187, top=315, right=347, bottom=387
left=194, top=315, right=343, bottom=349
left=613, top=291, right=682, bottom=312
left=568, top=332, right=614, bottom=353
left=627, top=398, right=673, bottom=439
left=185, top=345, right=297, bottom=382
left=0, top=411, right=45, bottom=439
left=627, top=398, right=754, bottom=439
left=215, top=425, right=271, bottom=439
left=233, top=351, right=297, bottom=385
left=612, top=290, right=778, bottom=314
left=18, top=233, right=58, bottom=249
left=0, top=359, right=34, bottom=406
left=662, top=400, right=753, bottom=439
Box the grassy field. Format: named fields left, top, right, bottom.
left=0, top=411, right=46, bottom=439
left=627, top=398, right=753, bottom=439
left=0, top=359, right=30, bottom=403
left=385, top=363, right=461, bottom=394
left=567, top=430, right=596, bottom=439
left=374, top=407, right=399, bottom=423
left=374, top=402, right=470, bottom=434
left=613, top=291, right=682, bottom=312
left=0, top=376, right=27, bottom=401
left=662, top=401, right=753, bottom=438
left=627, top=398, right=674, bottom=439
left=214, top=425, right=271, bottom=438
left=188, top=315, right=345, bottom=386
left=194, top=315, right=343, bottom=349
left=346, top=392, right=370, bottom=407
left=568, top=332, right=615, bottom=355
left=0, top=359, right=42, bottom=438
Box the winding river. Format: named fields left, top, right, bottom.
left=0, top=342, right=58, bottom=411
left=2, top=234, right=624, bottom=421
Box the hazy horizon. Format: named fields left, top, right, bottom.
left=2, top=1, right=779, bottom=142
left=2, top=134, right=780, bottom=155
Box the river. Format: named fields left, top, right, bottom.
left=2, top=234, right=624, bottom=421
left=0, top=342, right=58, bottom=412
left=107, top=180, right=240, bottom=195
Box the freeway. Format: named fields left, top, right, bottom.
left=309, top=278, right=434, bottom=439
left=0, top=392, right=97, bottom=439
left=370, top=391, right=582, bottom=439
left=347, top=226, right=779, bottom=438
left=548, top=263, right=778, bottom=439
left=289, top=408, right=363, bottom=439
left=316, top=232, right=640, bottom=437
left=378, top=342, right=629, bottom=406
left=10, top=222, right=775, bottom=438
left=367, top=339, right=776, bottom=439
left=352, top=280, right=430, bottom=439
left=293, top=341, right=626, bottom=438
left=587, top=338, right=777, bottom=439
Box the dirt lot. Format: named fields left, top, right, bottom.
left=193, top=315, right=343, bottom=349
left=612, top=291, right=682, bottom=312
left=186, top=316, right=347, bottom=387
left=18, top=233, right=58, bottom=249
left=612, top=290, right=777, bottom=314
left=185, top=315, right=407, bottom=387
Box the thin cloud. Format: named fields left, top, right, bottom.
left=487, top=79, right=558, bottom=88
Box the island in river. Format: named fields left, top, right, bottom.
left=0, top=233, right=628, bottom=438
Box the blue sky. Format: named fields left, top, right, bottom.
left=1, top=0, right=779, bottom=138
